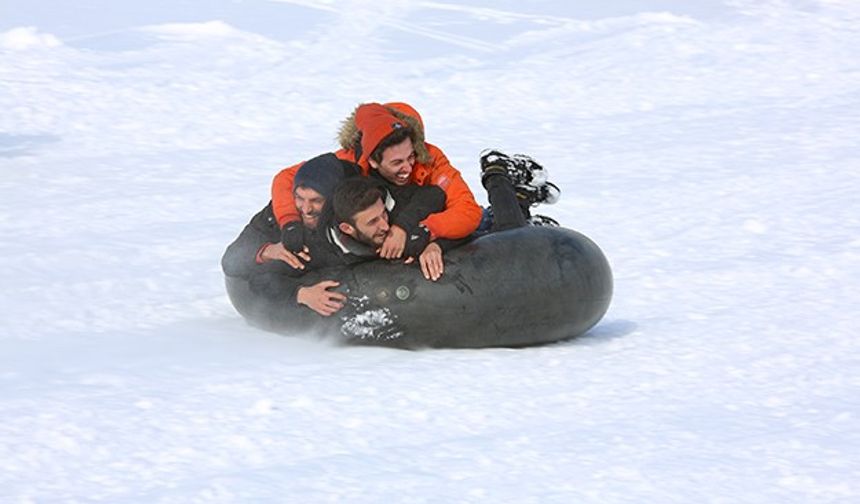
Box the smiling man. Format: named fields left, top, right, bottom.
left=293, top=184, right=325, bottom=230
left=330, top=177, right=452, bottom=282
left=368, top=130, right=415, bottom=186
left=222, top=153, right=359, bottom=316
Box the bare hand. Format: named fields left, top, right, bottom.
left=419, top=242, right=444, bottom=281
left=379, top=225, right=407, bottom=259
left=296, top=280, right=346, bottom=316
left=262, top=242, right=311, bottom=270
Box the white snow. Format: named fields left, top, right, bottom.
left=1, top=0, right=859, bottom=502
left=0, top=26, right=62, bottom=50
left=340, top=295, right=403, bottom=342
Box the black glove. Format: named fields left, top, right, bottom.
left=280, top=222, right=306, bottom=253
left=403, top=224, right=431, bottom=258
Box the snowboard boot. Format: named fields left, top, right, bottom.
left=480, top=149, right=548, bottom=188
left=479, top=162, right=509, bottom=189
left=480, top=149, right=559, bottom=206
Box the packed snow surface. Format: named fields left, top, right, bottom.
left=1, top=0, right=858, bottom=502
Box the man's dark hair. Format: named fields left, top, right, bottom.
left=333, top=177, right=385, bottom=225
left=369, top=126, right=414, bottom=165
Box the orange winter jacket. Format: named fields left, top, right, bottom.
left=271, top=103, right=482, bottom=240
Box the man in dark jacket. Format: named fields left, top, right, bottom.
left=222, top=153, right=359, bottom=316
left=222, top=153, right=447, bottom=317
left=330, top=175, right=463, bottom=282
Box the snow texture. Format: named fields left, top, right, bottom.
left=1, top=0, right=859, bottom=502
left=340, top=295, right=403, bottom=342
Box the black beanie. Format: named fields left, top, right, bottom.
left=294, top=153, right=352, bottom=199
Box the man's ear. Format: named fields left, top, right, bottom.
left=368, top=158, right=379, bottom=171
left=338, top=222, right=356, bottom=236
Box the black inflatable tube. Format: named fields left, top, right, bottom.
left=225, top=226, right=612, bottom=349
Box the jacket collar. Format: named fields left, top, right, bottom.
left=327, top=226, right=377, bottom=258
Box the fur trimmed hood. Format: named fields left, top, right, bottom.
left=336, top=102, right=430, bottom=165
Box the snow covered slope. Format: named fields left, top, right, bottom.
left=1, top=1, right=858, bottom=502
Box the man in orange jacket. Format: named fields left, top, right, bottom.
left=271, top=102, right=483, bottom=267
